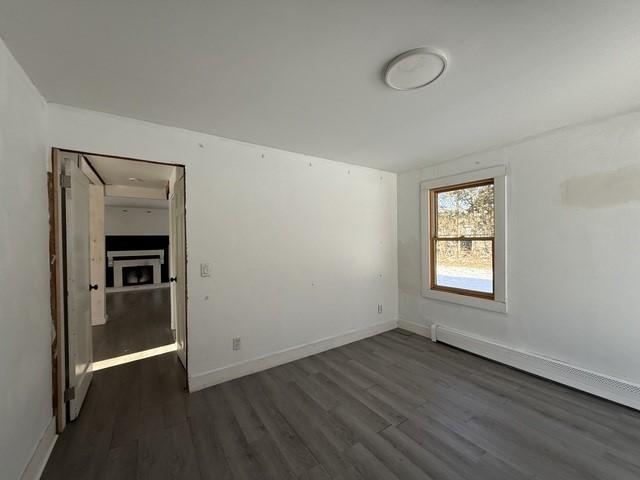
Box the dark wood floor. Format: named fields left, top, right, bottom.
left=44, top=329, right=640, bottom=480
left=93, top=288, right=174, bottom=361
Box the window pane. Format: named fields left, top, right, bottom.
left=436, top=183, right=494, bottom=238
left=435, top=240, right=493, bottom=294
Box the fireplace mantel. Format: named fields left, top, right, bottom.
left=107, top=249, right=165, bottom=267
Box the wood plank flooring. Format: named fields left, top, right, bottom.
left=93, top=288, right=174, bottom=361
left=43, top=329, right=640, bottom=479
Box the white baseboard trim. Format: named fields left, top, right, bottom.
left=397, top=319, right=431, bottom=338
left=429, top=324, right=640, bottom=411
left=20, top=416, right=57, bottom=480
left=189, top=320, right=398, bottom=392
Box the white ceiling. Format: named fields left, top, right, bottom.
left=3, top=1, right=640, bottom=172
left=85, top=155, right=175, bottom=189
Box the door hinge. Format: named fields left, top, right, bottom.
left=60, top=173, right=71, bottom=189
left=64, top=387, right=76, bottom=402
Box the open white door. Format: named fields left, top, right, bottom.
left=63, top=157, right=93, bottom=420
left=170, top=173, right=187, bottom=369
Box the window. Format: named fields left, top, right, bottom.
left=430, top=179, right=495, bottom=299
left=420, top=166, right=506, bottom=312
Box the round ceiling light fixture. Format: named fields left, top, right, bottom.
left=384, top=47, right=447, bottom=91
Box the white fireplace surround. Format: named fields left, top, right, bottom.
left=107, top=249, right=165, bottom=288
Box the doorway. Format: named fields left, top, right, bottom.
left=50, top=149, right=187, bottom=432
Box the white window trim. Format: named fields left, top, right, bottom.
left=420, top=165, right=507, bottom=313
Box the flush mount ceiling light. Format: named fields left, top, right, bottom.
left=384, top=47, right=447, bottom=90
left=128, top=177, right=142, bottom=182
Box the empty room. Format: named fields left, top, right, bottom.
left=1, top=1, right=640, bottom=479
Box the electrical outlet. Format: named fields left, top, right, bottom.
left=378, top=304, right=383, bottom=314
left=232, top=337, right=241, bottom=351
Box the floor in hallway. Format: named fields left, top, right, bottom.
left=93, top=287, right=174, bottom=362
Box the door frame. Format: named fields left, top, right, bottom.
left=49, top=148, right=188, bottom=433
left=50, top=149, right=66, bottom=433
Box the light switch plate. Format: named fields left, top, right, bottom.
left=200, top=263, right=210, bottom=277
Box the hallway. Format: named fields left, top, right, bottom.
left=93, top=288, right=173, bottom=362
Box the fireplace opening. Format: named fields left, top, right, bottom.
left=123, top=265, right=154, bottom=286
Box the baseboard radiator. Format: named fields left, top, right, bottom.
left=430, top=324, right=640, bottom=411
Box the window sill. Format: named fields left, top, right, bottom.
left=422, top=288, right=507, bottom=313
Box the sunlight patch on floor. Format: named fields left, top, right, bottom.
left=92, top=343, right=177, bottom=371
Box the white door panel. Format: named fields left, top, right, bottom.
left=63, top=157, right=93, bottom=420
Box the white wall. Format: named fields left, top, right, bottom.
left=398, top=110, right=640, bottom=386
left=0, top=39, right=52, bottom=479
left=47, top=104, right=398, bottom=388
left=105, top=206, right=169, bottom=236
